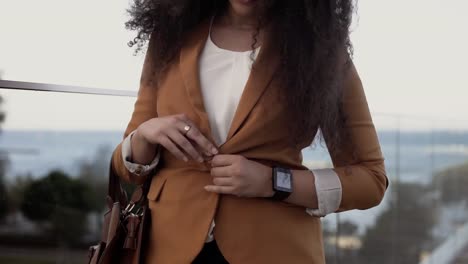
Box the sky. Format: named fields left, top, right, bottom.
left=0, top=0, right=467, bottom=131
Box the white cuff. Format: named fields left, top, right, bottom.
left=306, top=169, right=342, bottom=217
left=122, top=130, right=160, bottom=177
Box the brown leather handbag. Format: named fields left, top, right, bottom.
left=87, top=160, right=154, bottom=264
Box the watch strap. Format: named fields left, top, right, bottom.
left=271, top=189, right=291, bottom=201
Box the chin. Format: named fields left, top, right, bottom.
left=229, top=0, right=260, bottom=17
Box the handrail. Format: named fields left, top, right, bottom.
left=0, top=80, right=137, bottom=97
left=372, top=112, right=468, bottom=123
left=1, top=79, right=468, bottom=125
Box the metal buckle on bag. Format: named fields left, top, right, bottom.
left=122, top=202, right=135, bottom=217
left=135, top=207, right=144, bottom=217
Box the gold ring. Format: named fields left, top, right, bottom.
left=183, top=125, right=191, bottom=135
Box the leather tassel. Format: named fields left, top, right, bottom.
left=106, top=202, right=121, bottom=243
left=124, top=215, right=141, bottom=250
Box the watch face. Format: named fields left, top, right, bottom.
left=274, top=168, right=292, bottom=192
left=277, top=171, right=291, bottom=189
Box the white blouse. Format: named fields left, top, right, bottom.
left=121, top=21, right=343, bottom=243
left=199, top=28, right=260, bottom=146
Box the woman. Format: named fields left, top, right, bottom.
left=112, top=0, right=389, bottom=263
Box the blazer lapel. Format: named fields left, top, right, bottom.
left=225, top=38, right=279, bottom=141
left=179, top=20, right=213, bottom=141
left=179, top=20, right=280, bottom=146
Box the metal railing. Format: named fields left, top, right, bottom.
left=0, top=80, right=136, bottom=97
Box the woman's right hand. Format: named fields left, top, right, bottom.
left=135, top=114, right=218, bottom=163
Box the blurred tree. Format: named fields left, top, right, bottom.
left=338, top=220, right=359, bottom=236
left=0, top=94, right=8, bottom=221
left=337, top=220, right=361, bottom=264
left=7, top=174, right=33, bottom=213
left=21, top=170, right=94, bottom=245
left=358, top=182, right=435, bottom=264
left=76, top=144, right=139, bottom=212
left=323, top=220, right=360, bottom=264
left=432, top=161, right=468, bottom=204
left=77, top=145, right=112, bottom=212
left=0, top=160, right=7, bottom=221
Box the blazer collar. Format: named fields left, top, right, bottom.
left=179, top=19, right=279, bottom=147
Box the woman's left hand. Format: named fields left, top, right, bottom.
left=204, top=155, right=274, bottom=198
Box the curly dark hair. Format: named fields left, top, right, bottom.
left=126, top=0, right=355, bottom=153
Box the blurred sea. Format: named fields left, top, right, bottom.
left=1, top=129, right=467, bottom=231
left=2, top=129, right=467, bottom=182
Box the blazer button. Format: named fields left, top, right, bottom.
left=134, top=166, right=143, bottom=175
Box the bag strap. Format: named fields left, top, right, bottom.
left=108, top=161, right=126, bottom=205
left=107, top=158, right=155, bottom=207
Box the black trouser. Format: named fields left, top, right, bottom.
left=192, top=240, right=229, bottom=264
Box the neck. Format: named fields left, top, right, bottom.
left=222, top=7, right=258, bottom=30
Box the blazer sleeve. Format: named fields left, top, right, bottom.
left=111, top=37, right=159, bottom=185
left=323, top=62, right=389, bottom=212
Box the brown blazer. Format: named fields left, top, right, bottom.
left=111, top=20, right=388, bottom=264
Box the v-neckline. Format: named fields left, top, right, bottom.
left=178, top=18, right=279, bottom=150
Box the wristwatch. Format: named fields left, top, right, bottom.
left=270, top=167, right=293, bottom=201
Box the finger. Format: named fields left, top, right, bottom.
left=158, top=136, right=188, bottom=162
left=204, top=185, right=235, bottom=195
left=201, top=152, right=214, bottom=162
left=211, top=155, right=239, bottom=167
left=211, top=166, right=234, bottom=178
left=192, top=141, right=216, bottom=160
left=167, top=129, right=204, bottom=162
left=177, top=117, right=218, bottom=156
left=212, top=176, right=234, bottom=186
